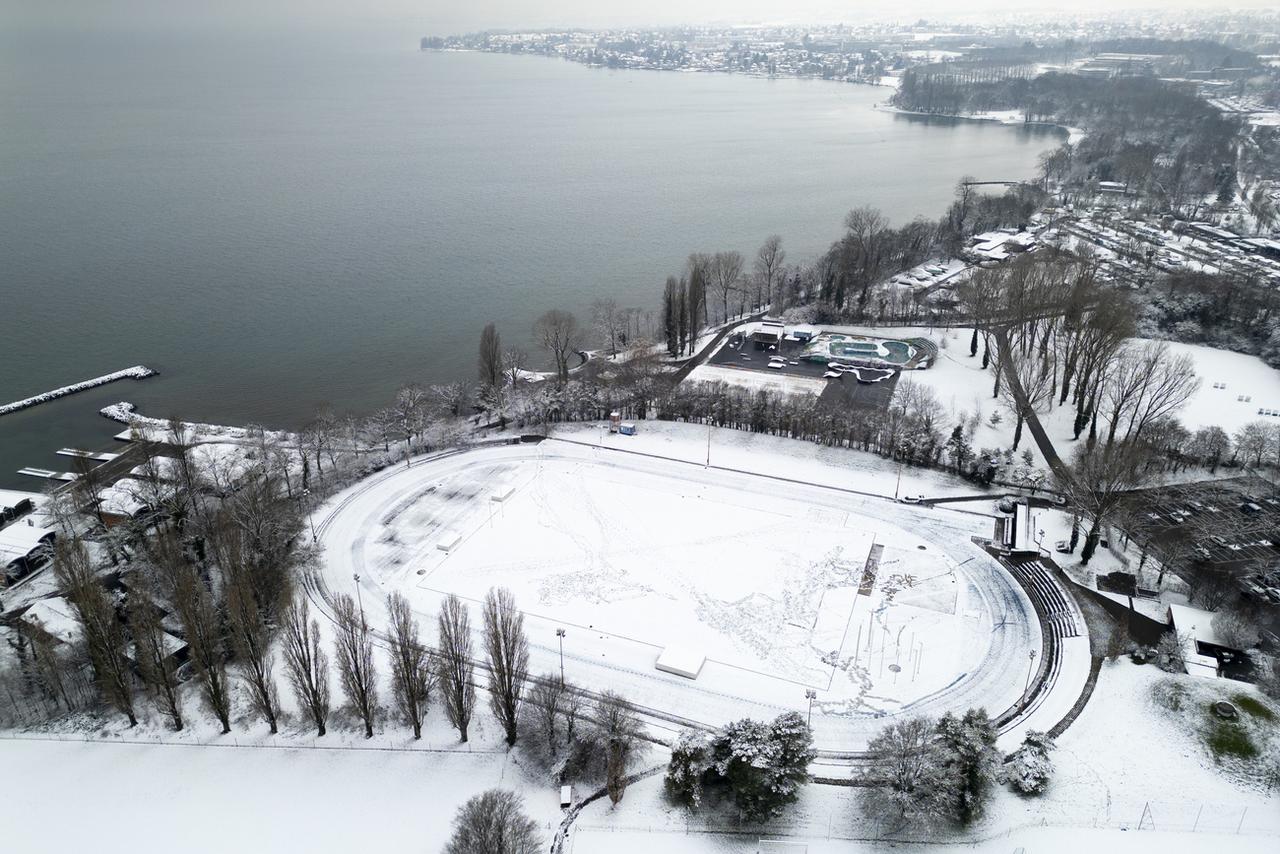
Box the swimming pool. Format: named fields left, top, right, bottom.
left=815, top=334, right=915, bottom=365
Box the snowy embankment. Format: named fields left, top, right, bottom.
left=0, top=366, right=156, bottom=417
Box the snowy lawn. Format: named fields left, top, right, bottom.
left=0, top=735, right=565, bottom=854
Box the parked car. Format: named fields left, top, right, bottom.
left=1054, top=540, right=1072, bottom=553
left=899, top=494, right=925, bottom=504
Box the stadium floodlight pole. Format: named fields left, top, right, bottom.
left=705, top=419, right=711, bottom=468
left=805, top=689, right=817, bottom=728
left=894, top=464, right=902, bottom=502
left=1023, top=649, right=1038, bottom=707
left=353, top=573, right=366, bottom=633
left=555, top=628, right=567, bottom=686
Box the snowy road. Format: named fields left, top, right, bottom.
left=313, top=434, right=1063, bottom=752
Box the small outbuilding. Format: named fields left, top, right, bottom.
left=0, top=521, right=56, bottom=583
left=655, top=645, right=706, bottom=679
left=1166, top=603, right=1250, bottom=679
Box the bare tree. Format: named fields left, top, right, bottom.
left=281, top=596, right=330, bottom=736
left=478, top=322, right=503, bottom=388
left=445, top=789, right=540, bottom=854
left=333, top=593, right=378, bottom=738
left=483, top=587, right=530, bottom=747
left=1102, top=341, right=1200, bottom=447
left=710, top=251, right=745, bottom=322
left=171, top=559, right=232, bottom=733
left=594, top=691, right=643, bottom=805
left=387, top=591, right=434, bottom=739
left=860, top=715, right=949, bottom=828
left=437, top=593, right=477, bottom=742
left=1211, top=609, right=1258, bottom=649
left=535, top=309, right=580, bottom=384
left=523, top=674, right=565, bottom=759
left=502, top=348, right=528, bottom=388
left=225, top=557, right=280, bottom=734
left=1057, top=440, right=1154, bottom=564
left=591, top=298, right=624, bottom=358
left=127, top=571, right=183, bottom=731
left=754, top=235, right=785, bottom=308
left=54, top=538, right=136, bottom=726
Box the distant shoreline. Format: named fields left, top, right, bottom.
left=420, top=45, right=898, bottom=89
left=874, top=102, right=1084, bottom=146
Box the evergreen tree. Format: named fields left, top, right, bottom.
left=662, top=276, right=679, bottom=357
left=934, top=708, right=1000, bottom=825
left=1004, top=730, right=1055, bottom=795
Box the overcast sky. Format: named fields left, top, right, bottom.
left=2, top=0, right=1270, bottom=35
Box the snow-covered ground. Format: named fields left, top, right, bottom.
left=0, top=735, right=566, bottom=854
left=312, top=425, right=1068, bottom=752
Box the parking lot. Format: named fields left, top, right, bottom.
left=706, top=333, right=902, bottom=415
left=1121, top=476, right=1280, bottom=577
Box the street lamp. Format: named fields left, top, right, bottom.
left=353, top=573, right=366, bottom=632
left=555, top=628, right=567, bottom=686
left=805, top=689, right=818, bottom=728
left=1023, top=649, right=1038, bottom=707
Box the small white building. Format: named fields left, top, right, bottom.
left=1167, top=603, right=1244, bottom=679
left=655, top=645, right=706, bottom=679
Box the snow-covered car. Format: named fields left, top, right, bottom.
left=767, top=361, right=783, bottom=369
left=1054, top=540, right=1071, bottom=553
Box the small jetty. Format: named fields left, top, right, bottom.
left=56, top=448, right=121, bottom=463
left=18, top=468, right=78, bottom=482
left=0, top=366, right=157, bottom=418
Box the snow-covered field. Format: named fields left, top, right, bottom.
left=315, top=426, right=1057, bottom=751
left=0, top=735, right=566, bottom=854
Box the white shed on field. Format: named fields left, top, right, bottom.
left=436, top=531, right=462, bottom=552
left=655, top=645, right=706, bottom=679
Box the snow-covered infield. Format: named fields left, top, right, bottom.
left=316, top=426, right=1048, bottom=750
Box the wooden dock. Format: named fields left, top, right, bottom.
left=18, top=467, right=78, bottom=482
left=56, top=448, right=121, bottom=463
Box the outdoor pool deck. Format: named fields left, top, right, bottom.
left=801, top=333, right=932, bottom=369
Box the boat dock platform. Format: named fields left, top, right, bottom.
left=18, top=467, right=78, bottom=482
left=56, top=448, right=121, bottom=462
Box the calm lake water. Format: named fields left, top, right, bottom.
left=0, top=31, right=1061, bottom=487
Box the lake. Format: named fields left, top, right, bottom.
left=0, top=31, right=1062, bottom=487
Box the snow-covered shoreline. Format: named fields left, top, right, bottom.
left=100, top=402, right=294, bottom=445
left=875, top=102, right=1085, bottom=146
left=0, top=366, right=157, bottom=418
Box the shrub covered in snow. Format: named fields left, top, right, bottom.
left=1155, top=631, right=1189, bottom=674
left=663, top=711, right=815, bottom=822
left=1003, top=730, right=1056, bottom=795
left=1152, top=678, right=1190, bottom=712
